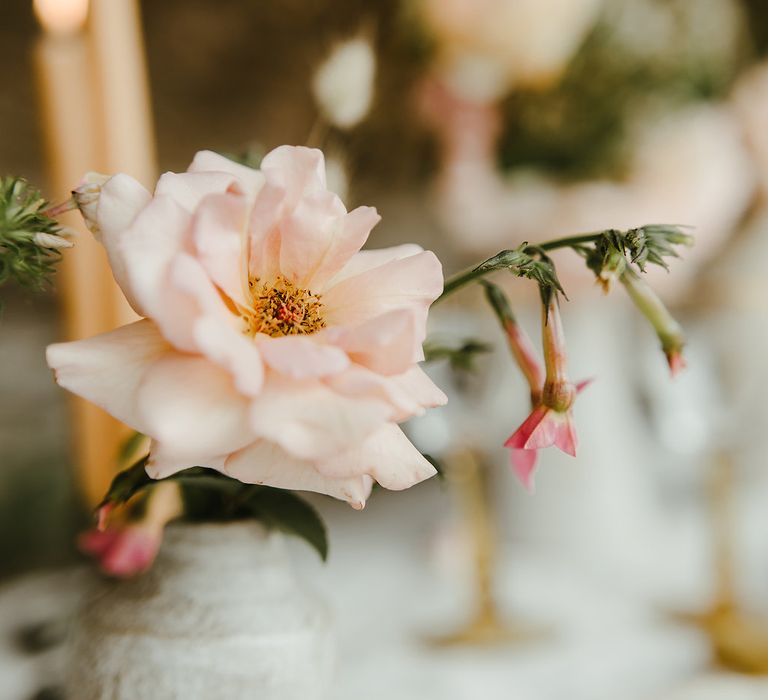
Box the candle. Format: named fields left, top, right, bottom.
left=34, top=0, right=139, bottom=505
left=88, top=0, right=157, bottom=326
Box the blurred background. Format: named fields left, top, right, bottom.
left=3, top=0, right=768, bottom=698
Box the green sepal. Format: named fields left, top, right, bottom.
left=97, top=455, right=152, bottom=511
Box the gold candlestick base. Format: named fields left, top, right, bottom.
left=676, top=603, right=768, bottom=674
left=426, top=449, right=549, bottom=649
left=428, top=608, right=549, bottom=648
left=676, top=453, right=768, bottom=674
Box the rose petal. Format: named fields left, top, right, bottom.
left=247, top=181, right=288, bottom=284
left=248, top=378, right=391, bottom=460
left=192, top=315, right=264, bottom=396
left=136, top=354, right=254, bottom=460
left=257, top=335, right=349, bottom=379
left=119, top=195, right=193, bottom=345
left=190, top=192, right=249, bottom=307
left=260, top=145, right=327, bottom=201
left=188, top=150, right=265, bottom=197
left=155, top=171, right=247, bottom=212
left=326, top=243, right=424, bottom=287
left=327, top=364, right=446, bottom=422
left=46, top=320, right=169, bottom=433
left=146, top=440, right=228, bottom=479
left=322, top=308, right=424, bottom=375
left=322, top=250, right=443, bottom=326
left=316, top=423, right=437, bottom=490
left=225, top=440, right=374, bottom=509
left=281, top=201, right=379, bottom=290
left=146, top=252, right=240, bottom=352
left=95, top=174, right=153, bottom=314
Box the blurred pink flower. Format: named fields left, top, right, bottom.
left=48, top=146, right=446, bottom=509
left=80, top=525, right=161, bottom=578
left=504, top=295, right=588, bottom=489
left=80, top=482, right=182, bottom=578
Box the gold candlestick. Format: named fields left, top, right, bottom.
left=429, top=448, right=546, bottom=647
left=34, top=0, right=133, bottom=506
left=676, top=452, right=768, bottom=673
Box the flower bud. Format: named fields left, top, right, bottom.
left=597, top=249, right=627, bottom=294
left=541, top=293, right=569, bottom=384
left=72, top=172, right=111, bottom=238
left=620, top=268, right=686, bottom=377
left=80, top=482, right=182, bottom=578
left=483, top=281, right=543, bottom=403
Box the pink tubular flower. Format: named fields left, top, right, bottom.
left=504, top=294, right=586, bottom=489
left=80, top=483, right=182, bottom=578
left=47, top=147, right=447, bottom=509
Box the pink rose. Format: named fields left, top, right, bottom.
left=48, top=146, right=446, bottom=508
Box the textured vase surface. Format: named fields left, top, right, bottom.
left=66, top=521, right=333, bottom=699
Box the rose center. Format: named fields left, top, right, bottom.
left=241, top=275, right=325, bottom=338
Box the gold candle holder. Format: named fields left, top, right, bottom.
left=676, top=452, right=768, bottom=673
left=428, top=448, right=547, bottom=647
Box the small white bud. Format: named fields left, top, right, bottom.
left=72, top=172, right=111, bottom=239
left=33, top=231, right=74, bottom=249
left=312, top=36, right=376, bottom=130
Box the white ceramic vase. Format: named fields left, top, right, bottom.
left=66, top=521, right=333, bottom=699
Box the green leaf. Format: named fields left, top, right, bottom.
left=98, top=461, right=329, bottom=560
left=97, top=455, right=152, bottom=509
left=99, top=460, right=233, bottom=509
left=247, top=489, right=328, bottom=561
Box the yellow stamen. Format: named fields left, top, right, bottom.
left=241, top=275, right=325, bottom=338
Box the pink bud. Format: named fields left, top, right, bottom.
left=95, top=502, right=115, bottom=531
left=80, top=482, right=182, bottom=578
left=666, top=349, right=687, bottom=378
left=620, top=268, right=686, bottom=377
left=79, top=526, right=161, bottom=578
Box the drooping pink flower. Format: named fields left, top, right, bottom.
left=47, top=146, right=446, bottom=509
left=504, top=294, right=587, bottom=489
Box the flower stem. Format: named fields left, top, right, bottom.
left=437, top=232, right=603, bottom=302
left=535, top=232, right=604, bottom=252
left=43, top=197, right=76, bottom=219
left=541, top=295, right=569, bottom=386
